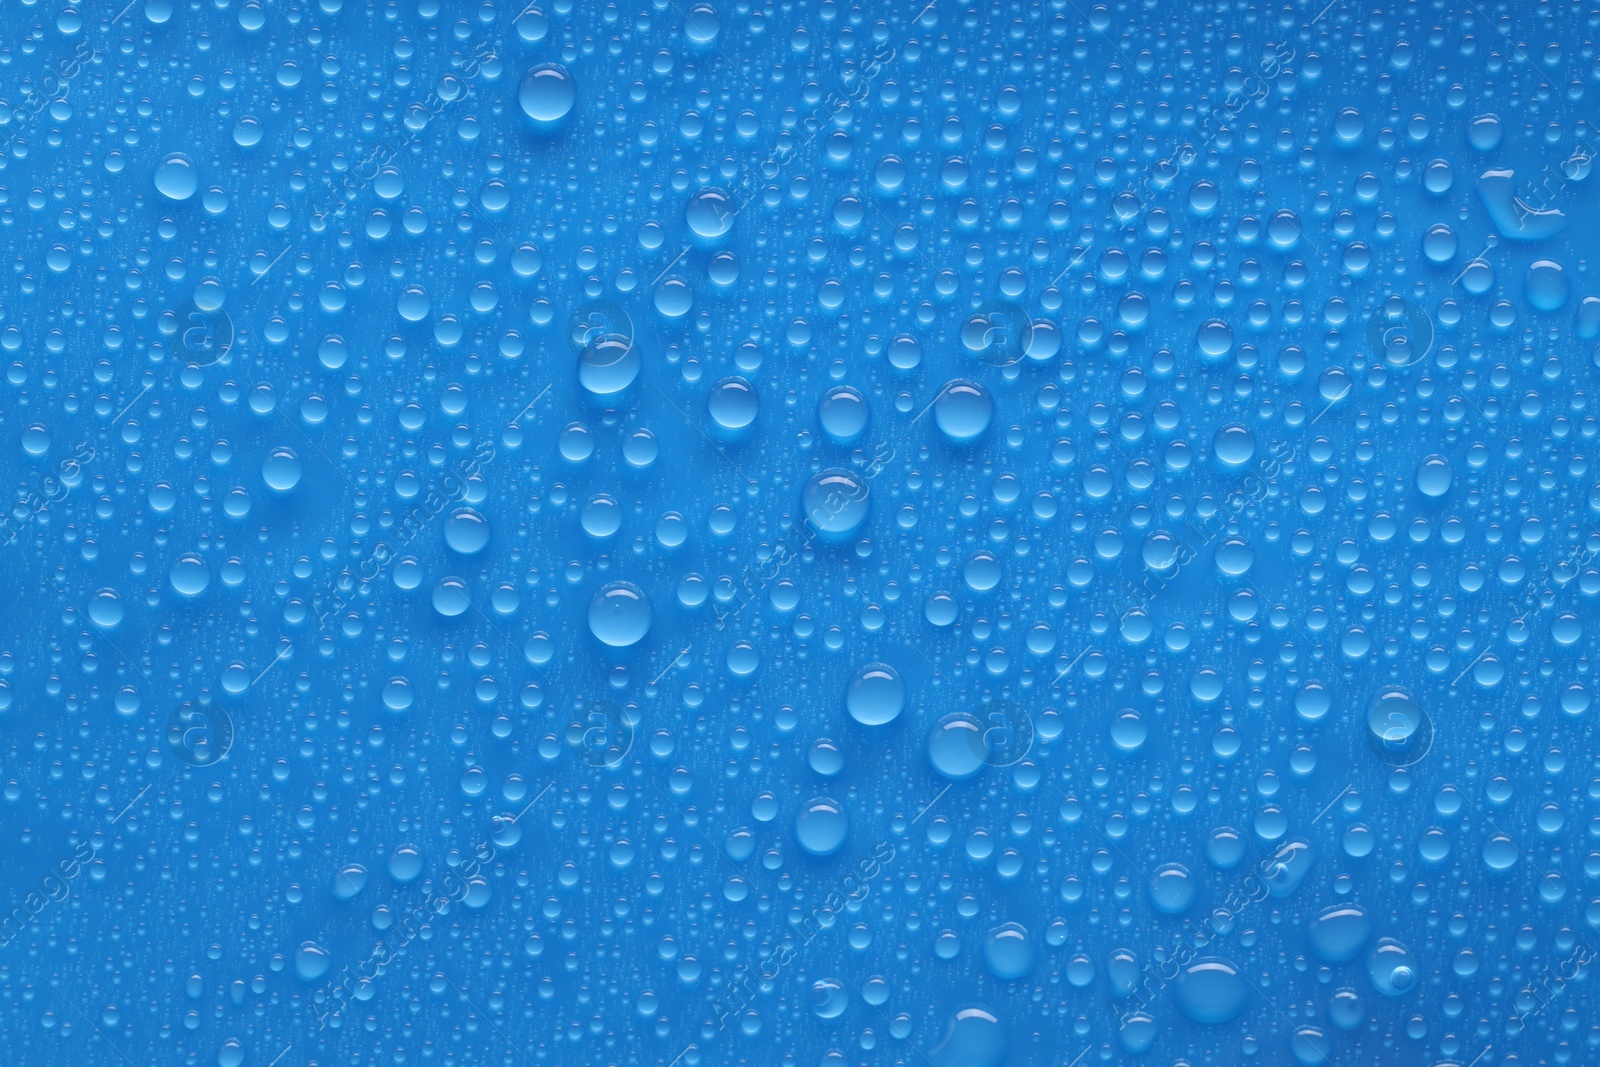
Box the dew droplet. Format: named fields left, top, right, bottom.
left=588, top=581, right=653, bottom=647
left=982, top=923, right=1035, bottom=979
left=519, top=63, right=576, bottom=122
left=846, top=662, right=904, bottom=725
left=933, top=379, right=992, bottom=443
left=261, top=447, right=302, bottom=491
left=802, top=468, right=870, bottom=540
left=169, top=554, right=210, bottom=596
left=794, top=797, right=849, bottom=856
left=154, top=153, right=199, bottom=200
left=443, top=508, right=491, bottom=555
left=1174, top=957, right=1250, bottom=1023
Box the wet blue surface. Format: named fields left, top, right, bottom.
left=0, top=1, right=1598, bottom=1065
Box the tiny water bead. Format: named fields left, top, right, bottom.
left=807, top=738, right=844, bottom=776
left=387, top=844, right=424, bottom=882
left=294, top=943, right=332, bottom=982
left=588, top=581, right=653, bottom=647
left=683, top=2, right=721, bottom=43
left=845, top=662, right=905, bottom=725
left=654, top=277, right=694, bottom=317
left=1197, top=318, right=1234, bottom=358
left=330, top=863, right=369, bottom=901
left=1212, top=423, right=1256, bottom=465
left=518, top=63, right=576, bottom=122
left=1140, top=530, right=1181, bottom=572
left=1467, top=112, right=1503, bottom=151
left=431, top=577, right=471, bottom=617
left=1262, top=839, right=1316, bottom=897
left=623, top=429, right=659, bottom=467
left=1205, top=827, right=1247, bottom=869
left=1367, top=687, right=1431, bottom=765
left=87, top=589, right=125, bottom=628
left=581, top=494, right=622, bottom=538
left=1416, top=455, right=1453, bottom=498
left=21, top=424, right=50, bottom=455
left=1525, top=259, right=1570, bottom=311
left=1109, top=708, right=1147, bottom=751
left=1294, top=681, right=1332, bottom=722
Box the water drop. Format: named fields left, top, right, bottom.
left=794, top=797, right=849, bottom=856
left=1174, top=957, right=1250, bottom=1023
left=588, top=581, right=653, bottom=647
left=934, top=379, right=992, bottom=443
left=982, top=923, right=1035, bottom=979
left=443, top=508, right=491, bottom=554
left=519, top=63, right=576, bottom=122
left=154, top=153, right=199, bottom=200
left=261, top=447, right=302, bottom=491
left=802, top=468, right=870, bottom=540
left=846, top=662, right=904, bottom=726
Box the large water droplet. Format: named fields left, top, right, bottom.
left=1365, top=938, right=1419, bottom=996
left=443, top=508, right=491, bottom=554
left=578, top=335, right=640, bottom=395
left=845, top=662, right=904, bottom=725
left=707, top=376, right=759, bottom=430
left=519, top=63, right=576, bottom=122
left=802, top=468, right=870, bottom=540
left=982, top=923, right=1035, bottom=979
left=261, top=447, right=302, bottom=491
left=685, top=186, right=735, bottom=238
left=933, top=379, right=992, bottom=443
left=154, top=152, right=199, bottom=200
left=170, top=554, right=210, bottom=596
left=931, top=1006, right=1007, bottom=1067
left=794, top=797, right=849, bottom=856
left=588, top=581, right=653, bottom=647
left=1174, top=957, right=1250, bottom=1023
left=1308, top=904, right=1372, bottom=963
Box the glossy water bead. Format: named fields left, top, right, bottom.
left=845, top=662, right=905, bottom=725
left=4, top=8, right=1592, bottom=1067
left=519, top=63, right=576, bottom=122
left=588, top=582, right=653, bottom=647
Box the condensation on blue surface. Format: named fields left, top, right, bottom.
left=0, top=1, right=1597, bottom=1065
